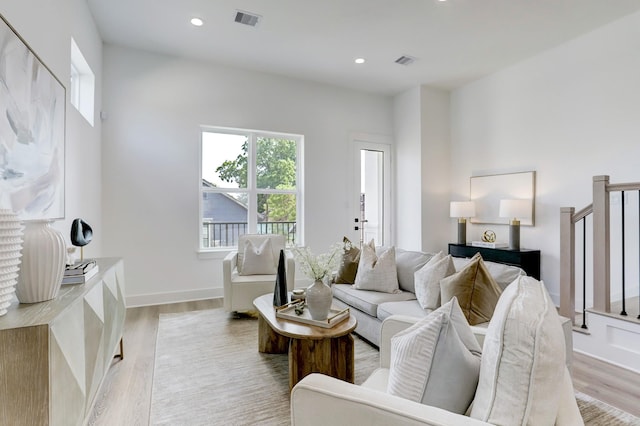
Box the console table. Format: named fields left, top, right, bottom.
left=448, top=244, right=541, bottom=279
left=0, top=257, right=126, bottom=426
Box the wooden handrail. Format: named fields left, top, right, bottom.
left=572, top=204, right=593, bottom=223
left=608, top=182, right=640, bottom=192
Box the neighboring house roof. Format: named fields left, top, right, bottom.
left=202, top=192, right=247, bottom=223
left=201, top=179, right=266, bottom=222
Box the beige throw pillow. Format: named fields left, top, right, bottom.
left=439, top=253, right=501, bottom=325
left=239, top=238, right=276, bottom=275
left=387, top=297, right=482, bottom=414
left=471, top=275, right=566, bottom=425
left=353, top=241, right=400, bottom=293
left=334, top=237, right=360, bottom=284
left=414, top=252, right=456, bottom=310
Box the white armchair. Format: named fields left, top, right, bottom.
left=223, top=234, right=295, bottom=313
left=291, top=315, right=583, bottom=426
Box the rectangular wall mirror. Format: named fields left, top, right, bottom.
left=470, top=171, right=536, bottom=226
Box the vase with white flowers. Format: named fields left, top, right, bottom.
left=293, top=242, right=342, bottom=320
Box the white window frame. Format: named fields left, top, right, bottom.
left=70, top=38, right=95, bottom=126
left=70, top=63, right=80, bottom=109
left=199, top=126, right=304, bottom=251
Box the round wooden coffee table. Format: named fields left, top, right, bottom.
left=253, top=293, right=357, bottom=391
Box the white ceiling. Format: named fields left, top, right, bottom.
left=87, top=0, right=640, bottom=95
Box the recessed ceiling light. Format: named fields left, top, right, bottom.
left=191, top=18, right=204, bottom=27
left=355, top=58, right=366, bottom=64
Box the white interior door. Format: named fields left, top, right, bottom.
left=352, top=139, right=391, bottom=247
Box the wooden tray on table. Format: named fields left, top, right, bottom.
left=275, top=301, right=350, bottom=329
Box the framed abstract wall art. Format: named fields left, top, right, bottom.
left=0, top=13, right=65, bottom=220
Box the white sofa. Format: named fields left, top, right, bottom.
left=331, top=248, right=573, bottom=369
left=222, top=234, right=295, bottom=312
left=291, top=313, right=583, bottom=426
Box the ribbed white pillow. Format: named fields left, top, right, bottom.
left=353, top=242, right=400, bottom=294
left=414, top=252, right=456, bottom=310
left=470, top=275, right=565, bottom=425
left=387, top=297, right=482, bottom=414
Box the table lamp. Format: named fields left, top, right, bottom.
left=499, top=199, right=531, bottom=250
left=450, top=201, right=476, bottom=245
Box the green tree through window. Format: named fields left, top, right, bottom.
left=215, top=137, right=297, bottom=221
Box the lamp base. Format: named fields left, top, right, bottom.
left=457, top=221, right=467, bottom=245
left=509, top=221, right=520, bottom=250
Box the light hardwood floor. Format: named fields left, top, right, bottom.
left=89, top=299, right=640, bottom=424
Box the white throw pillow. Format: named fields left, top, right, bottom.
left=470, top=275, right=566, bottom=425
left=414, top=252, right=456, bottom=310
left=394, top=248, right=432, bottom=293
left=387, top=297, right=482, bottom=414
left=239, top=238, right=276, bottom=275
left=353, top=241, right=400, bottom=294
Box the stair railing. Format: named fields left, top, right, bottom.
left=560, top=175, right=640, bottom=328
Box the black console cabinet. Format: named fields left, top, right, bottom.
left=448, top=243, right=541, bottom=280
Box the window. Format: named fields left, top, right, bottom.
left=200, top=127, right=303, bottom=249
left=70, top=38, right=95, bottom=125
left=70, top=63, right=80, bottom=108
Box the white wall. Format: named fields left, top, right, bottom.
left=101, top=45, right=393, bottom=305
left=393, top=86, right=451, bottom=253
left=1, top=0, right=104, bottom=256
left=450, top=10, right=640, bottom=303
left=393, top=87, right=422, bottom=250
left=419, top=86, right=451, bottom=253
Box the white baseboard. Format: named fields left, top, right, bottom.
left=126, top=288, right=224, bottom=308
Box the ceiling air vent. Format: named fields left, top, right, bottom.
left=395, top=55, right=416, bottom=66
left=234, top=10, right=261, bottom=27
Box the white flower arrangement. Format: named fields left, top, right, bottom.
left=293, top=242, right=343, bottom=282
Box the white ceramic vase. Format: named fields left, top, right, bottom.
left=0, top=210, right=24, bottom=316
left=306, top=279, right=333, bottom=320
left=15, top=220, right=66, bottom=304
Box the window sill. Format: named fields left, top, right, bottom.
left=197, top=249, right=233, bottom=260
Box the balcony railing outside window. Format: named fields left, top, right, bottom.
left=202, top=221, right=296, bottom=248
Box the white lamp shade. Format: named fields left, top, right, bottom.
left=450, top=201, right=476, bottom=218
left=499, top=199, right=531, bottom=220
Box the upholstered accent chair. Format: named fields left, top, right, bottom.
left=223, top=234, right=295, bottom=313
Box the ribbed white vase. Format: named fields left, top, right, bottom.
left=306, top=279, right=333, bottom=320
left=0, top=210, right=23, bottom=315
left=15, top=220, right=66, bottom=304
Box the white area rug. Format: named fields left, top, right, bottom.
left=150, top=308, right=640, bottom=425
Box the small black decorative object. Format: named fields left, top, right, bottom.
left=273, top=249, right=288, bottom=307
left=70, top=218, right=93, bottom=261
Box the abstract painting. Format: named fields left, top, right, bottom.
left=0, top=14, right=65, bottom=220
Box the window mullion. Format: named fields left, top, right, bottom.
left=247, top=132, right=258, bottom=233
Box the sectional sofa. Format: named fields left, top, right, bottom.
left=331, top=248, right=573, bottom=365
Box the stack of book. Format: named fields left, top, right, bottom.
left=471, top=241, right=508, bottom=249
left=62, top=260, right=99, bottom=285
